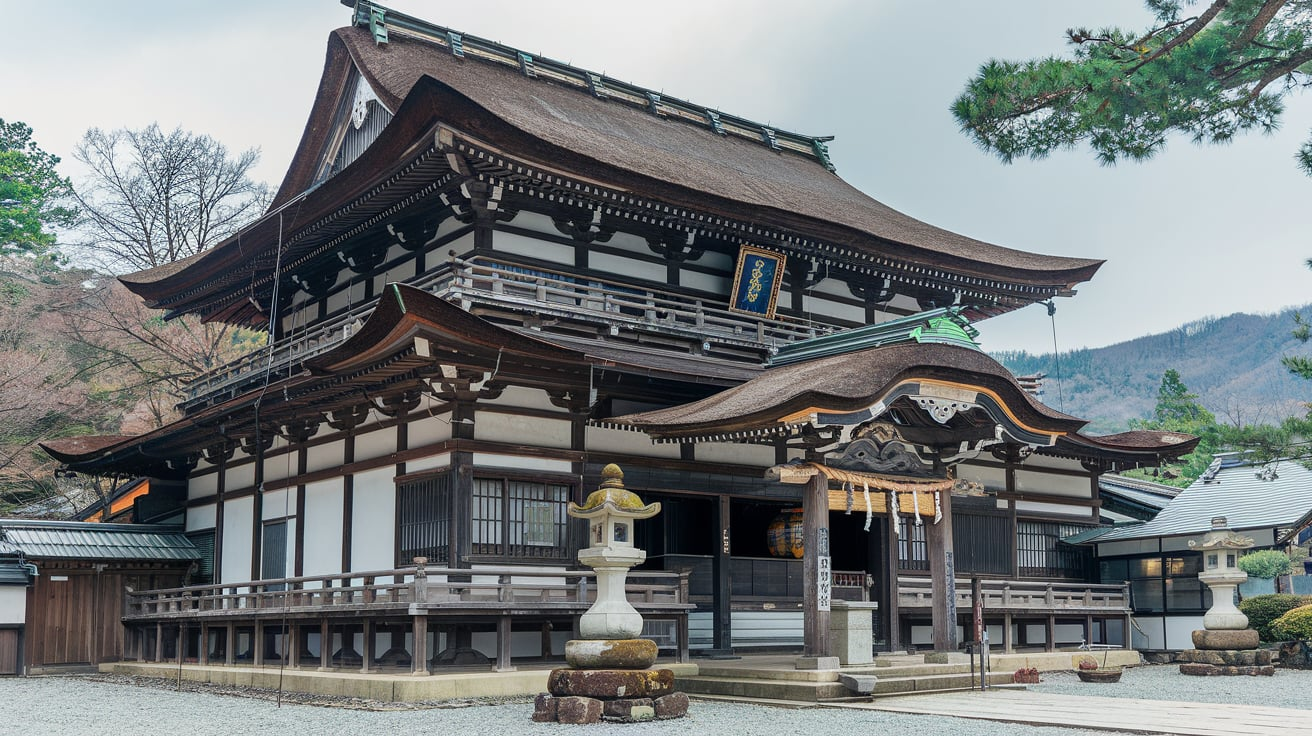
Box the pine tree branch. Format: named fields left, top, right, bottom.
left=1128, top=0, right=1232, bottom=74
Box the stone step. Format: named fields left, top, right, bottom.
left=678, top=675, right=852, bottom=702
left=677, top=669, right=1017, bottom=702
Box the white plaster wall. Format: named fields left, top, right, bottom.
left=693, top=250, right=733, bottom=270
left=1021, top=455, right=1088, bottom=472
left=956, top=463, right=1006, bottom=492
left=409, top=409, right=456, bottom=446
left=474, top=413, right=571, bottom=448
left=694, top=442, right=775, bottom=467
left=262, top=489, right=297, bottom=521
left=355, top=426, right=398, bottom=463
left=302, top=480, right=344, bottom=577
left=1013, top=469, right=1090, bottom=498
left=585, top=426, right=680, bottom=459
left=221, top=496, right=254, bottom=584
left=226, top=462, right=256, bottom=492
left=590, top=251, right=665, bottom=283
left=472, top=453, right=573, bottom=474
left=491, top=230, right=574, bottom=266
left=501, top=211, right=560, bottom=237
left=681, top=270, right=728, bottom=295
left=306, top=440, right=345, bottom=474
left=188, top=472, right=218, bottom=501
left=1166, top=616, right=1206, bottom=650
left=263, top=451, right=295, bottom=486
left=350, top=467, right=396, bottom=572
left=485, top=386, right=559, bottom=412
left=0, top=587, right=25, bottom=625
left=809, top=277, right=854, bottom=298
left=802, top=294, right=865, bottom=324
left=1014, top=500, right=1093, bottom=518
left=186, top=504, right=216, bottom=532
left=1021, top=623, right=1087, bottom=645
left=405, top=453, right=451, bottom=474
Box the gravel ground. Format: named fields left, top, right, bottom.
left=1, top=665, right=1308, bottom=736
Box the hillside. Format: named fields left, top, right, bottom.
left=992, top=307, right=1312, bottom=434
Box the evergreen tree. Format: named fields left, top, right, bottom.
left=952, top=1, right=1312, bottom=177
left=1129, top=369, right=1219, bottom=485
left=0, top=119, right=77, bottom=255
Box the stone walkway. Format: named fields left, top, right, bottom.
left=835, top=690, right=1298, bottom=735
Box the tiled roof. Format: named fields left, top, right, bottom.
left=0, top=520, right=200, bottom=562
left=1094, top=459, right=1312, bottom=542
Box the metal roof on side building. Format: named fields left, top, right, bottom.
left=1090, top=457, right=1312, bottom=543
left=0, top=519, right=200, bottom=562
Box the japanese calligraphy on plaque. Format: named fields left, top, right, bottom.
left=729, top=245, right=786, bottom=318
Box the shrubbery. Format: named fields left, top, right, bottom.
left=1237, top=549, right=1294, bottom=580
left=1273, top=604, right=1312, bottom=641
left=1239, top=594, right=1312, bottom=641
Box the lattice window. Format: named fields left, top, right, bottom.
left=1017, top=520, right=1093, bottom=578
left=397, top=473, right=452, bottom=565
left=472, top=478, right=571, bottom=560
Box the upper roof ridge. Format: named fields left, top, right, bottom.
left=344, top=0, right=837, bottom=170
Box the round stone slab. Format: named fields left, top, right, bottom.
left=565, top=639, right=658, bottom=669
left=548, top=668, right=675, bottom=699
left=1191, top=629, right=1259, bottom=650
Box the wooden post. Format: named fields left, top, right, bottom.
left=495, top=615, right=515, bottom=672
left=154, top=623, right=163, bottom=663
left=199, top=623, right=209, bottom=666
left=319, top=619, right=331, bottom=670
left=1046, top=615, right=1056, bottom=652
left=1003, top=611, right=1014, bottom=653
left=802, top=473, right=831, bottom=658
left=289, top=624, right=301, bottom=668
left=253, top=621, right=264, bottom=667
left=927, top=489, right=958, bottom=652
left=711, top=493, right=732, bottom=653
left=360, top=620, right=374, bottom=673
left=224, top=623, right=235, bottom=665
left=412, top=616, right=429, bottom=676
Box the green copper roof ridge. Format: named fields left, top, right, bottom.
left=769, top=307, right=979, bottom=367
left=347, top=0, right=838, bottom=171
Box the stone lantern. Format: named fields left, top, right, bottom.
left=1178, top=516, right=1273, bottom=677
left=568, top=463, right=661, bottom=639
left=534, top=463, right=689, bottom=724
left=1189, top=516, right=1254, bottom=631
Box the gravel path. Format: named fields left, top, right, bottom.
left=2, top=665, right=1308, bottom=736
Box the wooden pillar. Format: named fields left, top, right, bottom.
left=1003, top=612, right=1014, bottom=653
left=360, top=620, right=374, bottom=673
left=176, top=625, right=184, bottom=669
left=319, top=619, right=331, bottom=670
left=199, top=623, right=209, bottom=666
left=253, top=621, right=265, bottom=666
left=711, top=493, right=732, bottom=652
left=154, top=623, right=163, bottom=663
left=802, top=474, right=831, bottom=658
left=879, top=514, right=900, bottom=652
left=927, top=489, right=958, bottom=652
left=289, top=624, right=301, bottom=668
left=495, top=616, right=515, bottom=672
left=1086, top=614, right=1095, bottom=648
left=1046, top=615, right=1056, bottom=652
left=412, top=615, right=430, bottom=676
left=224, top=623, right=235, bottom=665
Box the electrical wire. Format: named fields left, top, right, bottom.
left=1046, top=300, right=1065, bottom=413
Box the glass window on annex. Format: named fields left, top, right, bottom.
left=1100, top=554, right=1212, bottom=613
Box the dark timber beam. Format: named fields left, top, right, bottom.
left=802, top=473, right=831, bottom=658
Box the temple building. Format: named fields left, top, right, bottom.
left=40, top=1, right=1195, bottom=673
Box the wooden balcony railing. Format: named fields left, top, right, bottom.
left=896, top=576, right=1131, bottom=613
left=180, top=255, right=836, bottom=407
left=124, top=565, right=691, bottom=621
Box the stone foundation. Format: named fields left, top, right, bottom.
left=1278, top=640, right=1312, bottom=669
left=1178, top=663, right=1274, bottom=677
left=1176, top=648, right=1272, bottom=667
left=533, top=639, right=688, bottom=724
left=1191, top=629, right=1259, bottom=650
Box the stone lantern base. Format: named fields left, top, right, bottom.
left=531, top=639, right=688, bottom=724
left=1178, top=629, right=1273, bottom=677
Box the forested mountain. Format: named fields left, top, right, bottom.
left=993, top=308, right=1312, bottom=435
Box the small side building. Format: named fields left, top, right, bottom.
left=0, top=519, right=200, bottom=675
left=1073, top=454, right=1312, bottom=650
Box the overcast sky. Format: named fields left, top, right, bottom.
left=5, top=0, right=1310, bottom=354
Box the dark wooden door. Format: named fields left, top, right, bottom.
left=0, top=629, right=19, bottom=675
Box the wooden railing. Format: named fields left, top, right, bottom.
left=124, top=565, right=691, bottom=620
left=896, top=577, right=1131, bottom=613
left=181, top=255, right=836, bottom=405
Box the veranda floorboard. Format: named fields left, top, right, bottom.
left=832, top=690, right=1300, bottom=736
